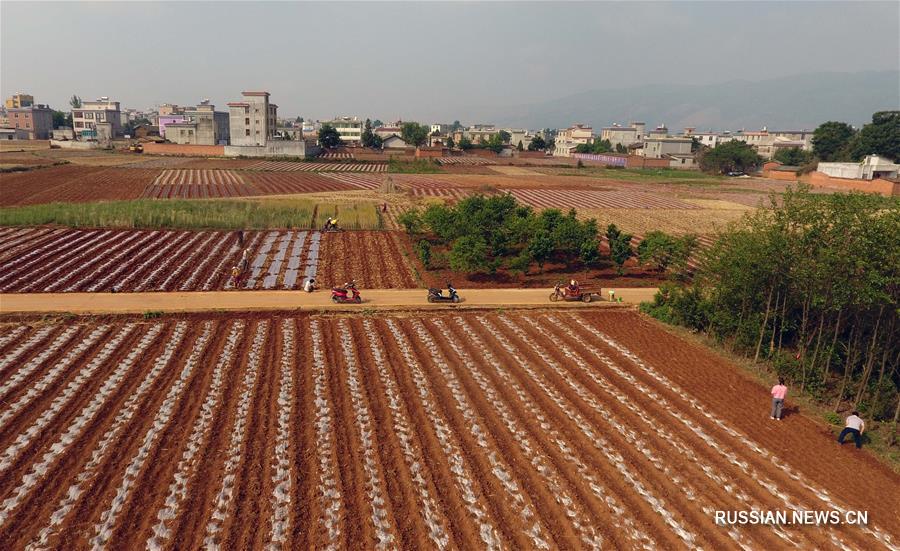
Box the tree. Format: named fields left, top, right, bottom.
left=458, top=136, right=473, bottom=150
left=699, top=140, right=762, bottom=174
left=372, top=119, right=383, bottom=128
left=483, top=133, right=505, bottom=154
left=637, top=231, right=680, bottom=272
left=318, top=123, right=343, bottom=148
left=615, top=143, right=627, bottom=154
left=361, top=118, right=376, bottom=148
left=773, top=147, right=813, bottom=166
left=69, top=95, right=82, bottom=109
left=517, top=140, right=524, bottom=151
left=848, top=111, right=900, bottom=162
left=449, top=235, right=489, bottom=272
left=415, top=239, right=432, bottom=269
left=452, top=120, right=462, bottom=131
left=607, top=224, right=634, bottom=275
left=401, top=122, right=430, bottom=147
left=446, top=136, right=455, bottom=149
left=527, top=231, right=555, bottom=273
left=52, top=110, right=72, bottom=129
left=528, top=135, right=546, bottom=151
left=498, top=130, right=511, bottom=144
left=812, top=121, right=856, bottom=161
left=295, top=116, right=303, bottom=123
left=690, top=137, right=702, bottom=153
left=546, top=137, right=556, bottom=152
left=398, top=208, right=423, bottom=234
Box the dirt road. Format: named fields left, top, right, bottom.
left=0, top=287, right=658, bottom=315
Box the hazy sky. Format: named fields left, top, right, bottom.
left=2, top=1, right=898, bottom=122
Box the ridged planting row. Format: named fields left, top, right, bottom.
left=0, top=312, right=894, bottom=549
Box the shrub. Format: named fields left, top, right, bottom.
left=397, top=209, right=423, bottom=234
left=415, top=239, right=432, bottom=269
left=448, top=235, right=489, bottom=272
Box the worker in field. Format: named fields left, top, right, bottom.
left=230, top=265, right=241, bottom=286
left=303, top=277, right=316, bottom=293
left=770, top=377, right=787, bottom=420
left=236, top=230, right=244, bottom=247
left=240, top=248, right=250, bottom=272
left=838, top=411, right=866, bottom=449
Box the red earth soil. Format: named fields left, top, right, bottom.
left=0, top=228, right=323, bottom=293
left=317, top=230, right=419, bottom=288
left=140, top=170, right=260, bottom=199
left=242, top=172, right=368, bottom=195
left=1, top=166, right=161, bottom=206
left=0, top=311, right=895, bottom=549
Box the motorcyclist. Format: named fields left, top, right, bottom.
left=446, top=282, right=456, bottom=296
left=567, top=279, right=579, bottom=296
left=324, top=217, right=333, bottom=231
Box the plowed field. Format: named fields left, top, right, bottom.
left=0, top=310, right=896, bottom=549
left=0, top=228, right=420, bottom=292
left=0, top=228, right=323, bottom=292
left=141, top=170, right=259, bottom=199
left=244, top=161, right=386, bottom=172
left=317, top=230, right=418, bottom=288
left=243, top=172, right=377, bottom=195
left=0, top=166, right=160, bottom=206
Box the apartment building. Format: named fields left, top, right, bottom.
left=640, top=136, right=693, bottom=159
left=600, top=122, right=645, bottom=148
left=553, top=123, right=593, bottom=157
left=324, top=116, right=363, bottom=143
left=5, top=93, right=34, bottom=109
left=7, top=104, right=53, bottom=139
left=167, top=101, right=230, bottom=145
left=72, top=97, right=123, bottom=139
left=228, top=91, right=277, bottom=146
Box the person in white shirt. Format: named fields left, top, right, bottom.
left=838, top=411, right=866, bottom=449
left=302, top=277, right=316, bottom=293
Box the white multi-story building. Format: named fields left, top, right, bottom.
left=72, top=97, right=122, bottom=140
left=554, top=123, right=593, bottom=156
left=600, top=122, right=645, bottom=148
left=640, top=136, right=693, bottom=159
left=325, top=116, right=363, bottom=143
left=228, top=91, right=277, bottom=146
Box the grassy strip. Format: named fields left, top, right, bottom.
left=557, top=166, right=723, bottom=184
left=0, top=198, right=384, bottom=230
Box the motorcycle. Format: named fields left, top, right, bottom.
left=322, top=219, right=342, bottom=233
left=331, top=282, right=362, bottom=303
left=550, top=282, right=593, bottom=303
left=427, top=284, right=460, bottom=304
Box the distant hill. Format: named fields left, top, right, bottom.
left=482, top=71, right=900, bottom=131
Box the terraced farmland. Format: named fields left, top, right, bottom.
left=0, top=310, right=896, bottom=549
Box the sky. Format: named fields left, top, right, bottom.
left=2, top=1, right=898, bottom=123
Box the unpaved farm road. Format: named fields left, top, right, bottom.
left=0, top=287, right=658, bottom=315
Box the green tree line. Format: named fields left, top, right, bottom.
left=643, top=186, right=900, bottom=431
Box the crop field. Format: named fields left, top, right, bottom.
left=434, top=157, right=495, bottom=165
left=409, top=188, right=473, bottom=201
left=317, top=230, right=418, bottom=288
left=0, top=228, right=328, bottom=292
left=508, top=189, right=703, bottom=210
left=0, top=310, right=896, bottom=549
left=0, top=166, right=161, bottom=206
left=244, top=161, right=386, bottom=172
left=140, top=170, right=259, bottom=199
left=320, top=151, right=353, bottom=159
left=243, top=172, right=378, bottom=195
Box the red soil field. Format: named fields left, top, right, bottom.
left=0, top=310, right=895, bottom=549
left=243, top=161, right=386, bottom=172
left=0, top=228, right=324, bottom=292
left=140, top=170, right=260, bottom=199
left=0, top=228, right=419, bottom=293
left=242, top=172, right=371, bottom=195
left=317, top=230, right=418, bottom=288
left=509, top=189, right=703, bottom=210
left=0, top=166, right=161, bottom=206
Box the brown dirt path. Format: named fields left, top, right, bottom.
left=0, top=287, right=657, bottom=315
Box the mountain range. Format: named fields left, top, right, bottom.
left=473, top=71, right=899, bottom=132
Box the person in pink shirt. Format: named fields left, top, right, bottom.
left=770, top=377, right=787, bottom=420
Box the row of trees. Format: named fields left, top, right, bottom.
left=811, top=112, right=899, bottom=162
left=643, top=186, right=899, bottom=425
left=574, top=138, right=628, bottom=155
left=398, top=194, right=697, bottom=277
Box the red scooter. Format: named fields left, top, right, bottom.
left=331, top=281, right=362, bottom=303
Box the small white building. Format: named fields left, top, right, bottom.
left=72, top=97, right=122, bottom=140
left=382, top=135, right=409, bottom=150
left=640, top=136, right=693, bottom=159
left=325, top=116, right=363, bottom=144
left=817, top=155, right=899, bottom=180
left=601, top=122, right=645, bottom=148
